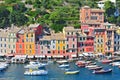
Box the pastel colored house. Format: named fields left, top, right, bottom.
left=39, top=35, right=51, bottom=58
left=94, top=28, right=106, bottom=54
left=51, top=32, right=66, bottom=58
left=114, top=27, right=120, bottom=52
left=7, top=27, right=20, bottom=54
left=63, top=27, right=81, bottom=58
left=104, top=23, right=115, bottom=55
left=77, top=32, right=86, bottom=54
left=16, top=29, right=25, bottom=55
left=24, top=29, right=35, bottom=56
left=28, top=24, right=43, bottom=41
left=81, top=25, right=94, bottom=53
left=80, top=6, right=104, bottom=28
left=0, top=29, right=9, bottom=55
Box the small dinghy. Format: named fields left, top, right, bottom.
left=89, top=66, right=102, bottom=70
left=65, top=70, right=79, bottom=75
left=93, top=69, right=112, bottom=74
left=59, top=64, right=69, bottom=68
left=24, top=69, right=48, bottom=76
left=85, top=65, right=98, bottom=68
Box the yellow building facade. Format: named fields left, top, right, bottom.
left=24, top=31, right=35, bottom=56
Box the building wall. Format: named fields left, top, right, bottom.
left=24, top=32, right=35, bottom=55
left=80, top=6, right=104, bottom=23
left=0, top=37, right=7, bottom=54
left=81, top=25, right=94, bottom=53
left=7, top=32, right=17, bottom=54
left=114, top=31, right=120, bottom=52
left=94, top=30, right=106, bottom=54
left=16, top=34, right=25, bottom=55
left=55, top=40, right=66, bottom=55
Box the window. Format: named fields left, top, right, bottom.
left=30, top=45, right=32, bottom=49
left=73, top=38, right=74, bottom=41
left=91, top=16, right=97, bottom=20
left=58, top=40, right=60, bottom=44
left=73, top=44, right=75, bottom=48
left=13, top=45, right=15, bottom=48
left=9, top=45, right=10, bottom=48
left=4, top=50, right=6, bottom=53
left=4, top=44, right=6, bottom=47
left=1, top=44, right=2, bottom=47
left=58, top=46, right=60, bottom=50
left=63, top=46, right=65, bottom=50
left=31, top=34, right=33, bottom=37
left=4, top=38, right=6, bottom=41
left=19, top=45, right=22, bottom=48
left=26, top=34, right=28, bottom=37
left=26, top=38, right=28, bottom=42
left=67, top=32, right=69, bottom=35
left=0, top=38, right=2, bottom=41
left=67, top=44, right=69, bottom=48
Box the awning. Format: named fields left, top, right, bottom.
left=27, top=55, right=34, bottom=58
left=79, top=54, right=83, bottom=57
left=47, top=55, right=51, bottom=58
left=71, top=54, right=77, bottom=57
left=97, top=53, right=103, bottom=55
left=35, top=55, right=45, bottom=58
left=53, top=55, right=63, bottom=58
left=82, top=53, right=89, bottom=56
left=5, top=54, right=14, bottom=57
left=0, top=54, right=5, bottom=56
left=15, top=55, right=27, bottom=58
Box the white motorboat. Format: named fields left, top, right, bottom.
left=24, top=61, right=48, bottom=69
left=85, top=65, right=98, bottom=68
left=24, top=69, right=48, bottom=76
left=0, top=62, right=9, bottom=71
left=59, top=64, right=69, bottom=68
left=110, top=62, right=120, bottom=66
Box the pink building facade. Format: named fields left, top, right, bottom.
left=81, top=25, right=94, bottom=53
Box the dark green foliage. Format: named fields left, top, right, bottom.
left=0, top=7, right=10, bottom=28
left=10, top=12, right=28, bottom=26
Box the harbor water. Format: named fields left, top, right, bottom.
left=0, top=62, right=120, bottom=80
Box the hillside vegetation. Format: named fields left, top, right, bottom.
left=0, top=0, right=119, bottom=32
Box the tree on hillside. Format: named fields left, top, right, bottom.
left=5, top=0, right=20, bottom=4
left=13, top=3, right=27, bottom=13
left=10, top=12, right=28, bottom=26
left=0, top=7, right=10, bottom=28
left=104, top=1, right=115, bottom=17
left=104, top=1, right=116, bottom=23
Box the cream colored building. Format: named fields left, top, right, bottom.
left=0, top=29, right=9, bottom=55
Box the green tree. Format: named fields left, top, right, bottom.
left=12, top=3, right=27, bottom=13
left=0, top=7, right=10, bottom=28
left=117, top=16, right=120, bottom=25
left=107, top=15, right=116, bottom=23
left=10, top=12, right=28, bottom=26
left=5, top=0, right=20, bottom=4
left=104, top=1, right=115, bottom=17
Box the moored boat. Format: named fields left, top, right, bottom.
left=59, top=64, right=69, bottom=68
left=24, top=61, right=47, bottom=69
left=24, top=69, right=48, bottom=76
left=85, top=65, right=98, bottom=68
left=101, top=59, right=112, bottom=64
left=93, top=69, right=112, bottom=74
left=89, top=66, right=102, bottom=70
left=110, top=62, right=120, bottom=66
left=65, top=70, right=79, bottom=75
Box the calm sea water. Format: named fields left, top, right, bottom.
left=0, top=62, right=120, bottom=80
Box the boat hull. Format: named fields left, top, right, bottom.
left=65, top=71, right=79, bottom=75
left=93, top=69, right=112, bottom=74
